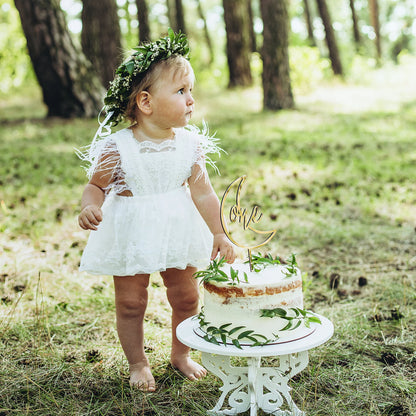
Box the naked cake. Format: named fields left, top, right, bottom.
left=196, top=255, right=320, bottom=347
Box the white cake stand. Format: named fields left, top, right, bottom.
left=177, top=314, right=334, bottom=416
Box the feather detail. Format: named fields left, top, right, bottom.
left=185, top=121, right=224, bottom=182
left=75, top=127, right=130, bottom=195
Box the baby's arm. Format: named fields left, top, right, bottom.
left=79, top=182, right=105, bottom=230
left=78, top=152, right=116, bottom=231
left=188, top=165, right=236, bottom=263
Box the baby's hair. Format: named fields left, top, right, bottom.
left=124, top=55, right=194, bottom=124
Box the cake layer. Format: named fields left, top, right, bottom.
left=202, top=262, right=306, bottom=343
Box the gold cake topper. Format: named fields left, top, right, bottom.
left=220, top=175, right=277, bottom=270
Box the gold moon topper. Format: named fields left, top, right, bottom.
left=220, top=175, right=277, bottom=269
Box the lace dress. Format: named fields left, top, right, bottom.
left=79, top=127, right=220, bottom=276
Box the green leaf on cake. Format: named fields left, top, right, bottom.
left=206, top=326, right=218, bottom=333
left=290, top=320, right=302, bottom=331
left=284, top=253, right=298, bottom=277
left=308, top=316, right=322, bottom=324
left=194, top=257, right=247, bottom=285
left=228, top=326, right=246, bottom=335
left=197, top=310, right=273, bottom=348
left=252, top=333, right=269, bottom=340
left=281, top=321, right=294, bottom=331
left=260, top=307, right=322, bottom=332
left=232, top=339, right=242, bottom=349
left=248, top=252, right=282, bottom=272
left=237, top=330, right=254, bottom=340
left=204, top=334, right=219, bottom=345
left=260, top=307, right=287, bottom=318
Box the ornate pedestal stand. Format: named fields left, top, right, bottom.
left=177, top=314, right=333, bottom=416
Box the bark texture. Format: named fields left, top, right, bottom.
left=260, top=0, right=294, bottom=110
left=136, top=0, right=151, bottom=43
left=315, top=0, right=343, bottom=75
left=223, top=0, right=252, bottom=87
left=166, top=0, right=187, bottom=33
left=369, top=0, right=382, bottom=61
left=81, top=0, right=122, bottom=87
left=174, top=0, right=187, bottom=33
left=303, top=0, right=316, bottom=46
left=349, top=0, right=361, bottom=46
left=14, top=0, right=103, bottom=118
left=195, top=0, right=214, bottom=64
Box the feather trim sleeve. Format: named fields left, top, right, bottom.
left=75, top=132, right=129, bottom=195
left=185, top=123, right=224, bottom=182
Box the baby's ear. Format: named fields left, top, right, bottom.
left=135, top=91, right=152, bottom=115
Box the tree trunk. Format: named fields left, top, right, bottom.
left=195, top=0, right=214, bottom=64
left=122, top=0, right=132, bottom=40
left=303, top=0, right=316, bottom=46
left=315, top=0, right=343, bottom=75
left=166, top=0, right=176, bottom=31
left=260, top=0, right=294, bottom=110
left=223, top=0, right=252, bottom=88
left=369, top=0, right=381, bottom=61
left=136, top=0, right=151, bottom=43
left=167, top=0, right=186, bottom=33
left=247, top=0, right=257, bottom=52
left=14, top=0, right=103, bottom=118
left=175, top=0, right=186, bottom=33
left=349, top=0, right=361, bottom=47
left=81, top=0, right=121, bottom=88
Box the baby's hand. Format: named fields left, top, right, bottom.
left=78, top=205, right=103, bottom=230
left=211, top=233, right=236, bottom=264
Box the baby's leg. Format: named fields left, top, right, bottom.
left=161, top=267, right=207, bottom=380
left=113, top=274, right=156, bottom=391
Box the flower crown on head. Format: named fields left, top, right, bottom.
left=103, top=28, right=190, bottom=125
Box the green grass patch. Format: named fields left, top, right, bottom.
left=1, top=60, right=416, bottom=415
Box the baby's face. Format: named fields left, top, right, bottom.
left=147, top=63, right=195, bottom=129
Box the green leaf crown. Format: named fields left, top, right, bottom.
left=104, top=28, right=190, bottom=125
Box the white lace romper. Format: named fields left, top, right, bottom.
left=79, top=126, right=220, bottom=276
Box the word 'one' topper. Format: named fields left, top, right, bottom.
left=219, top=175, right=277, bottom=270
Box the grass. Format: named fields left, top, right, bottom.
left=1, top=58, right=416, bottom=415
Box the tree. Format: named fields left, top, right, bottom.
left=247, top=0, right=257, bottom=52
left=349, top=0, right=361, bottom=48
left=223, top=0, right=252, bottom=87
left=260, top=0, right=294, bottom=110
left=315, top=0, right=343, bottom=75
left=166, top=0, right=186, bottom=34
left=136, top=0, right=151, bottom=43
left=81, top=0, right=122, bottom=87
left=303, top=0, right=316, bottom=46
left=195, top=0, right=214, bottom=64
left=369, top=0, right=381, bottom=61
left=14, top=0, right=103, bottom=118
left=174, top=0, right=186, bottom=33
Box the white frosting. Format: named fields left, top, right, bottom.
left=213, top=261, right=302, bottom=291
left=203, top=262, right=307, bottom=342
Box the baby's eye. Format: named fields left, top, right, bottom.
left=178, top=88, right=184, bottom=95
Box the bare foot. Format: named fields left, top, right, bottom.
left=129, top=361, right=156, bottom=392
left=171, top=355, right=207, bottom=380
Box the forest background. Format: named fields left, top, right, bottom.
left=0, top=0, right=416, bottom=415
